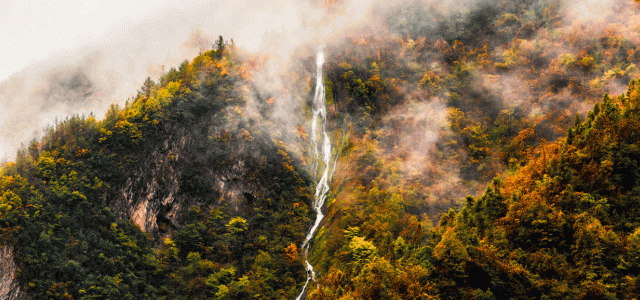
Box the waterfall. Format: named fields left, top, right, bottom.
left=296, top=49, right=336, bottom=300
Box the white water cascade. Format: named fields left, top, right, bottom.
left=296, top=50, right=337, bottom=300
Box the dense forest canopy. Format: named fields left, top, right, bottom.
left=2, top=0, right=640, bottom=299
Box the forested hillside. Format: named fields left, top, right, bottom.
left=0, top=41, right=313, bottom=299
left=307, top=84, right=640, bottom=299
left=2, top=0, right=640, bottom=299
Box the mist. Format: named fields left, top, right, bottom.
left=1, top=0, right=636, bottom=171
left=3, top=0, right=434, bottom=161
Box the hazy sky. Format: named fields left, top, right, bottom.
left=0, top=0, right=188, bottom=160
left=0, top=0, right=176, bottom=82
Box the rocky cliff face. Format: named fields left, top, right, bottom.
left=111, top=125, right=260, bottom=240
left=0, top=245, right=23, bottom=300
left=115, top=132, right=187, bottom=238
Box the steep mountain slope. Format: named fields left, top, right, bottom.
left=300, top=0, right=640, bottom=298
left=3, top=0, right=640, bottom=299
left=305, top=75, right=640, bottom=300
left=0, top=43, right=314, bottom=299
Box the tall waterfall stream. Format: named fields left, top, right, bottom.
left=295, top=50, right=342, bottom=300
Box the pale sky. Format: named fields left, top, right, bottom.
left=0, top=0, right=186, bottom=160
left=0, top=0, right=176, bottom=82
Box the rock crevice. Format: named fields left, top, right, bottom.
left=0, top=244, right=23, bottom=300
